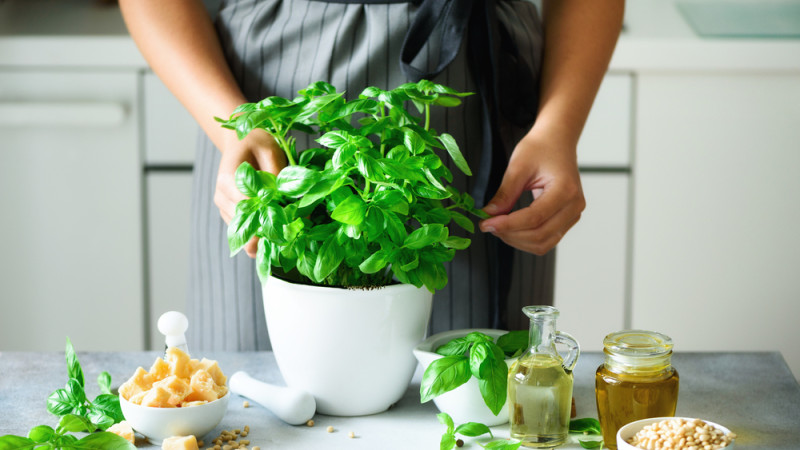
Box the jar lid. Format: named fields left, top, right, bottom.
left=603, top=330, right=673, bottom=358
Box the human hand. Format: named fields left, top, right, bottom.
left=215, top=129, right=287, bottom=258
left=479, top=133, right=585, bottom=255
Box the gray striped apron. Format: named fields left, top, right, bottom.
left=187, top=0, right=554, bottom=351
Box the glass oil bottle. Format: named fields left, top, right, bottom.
left=508, top=306, right=580, bottom=448
left=595, top=330, right=679, bottom=450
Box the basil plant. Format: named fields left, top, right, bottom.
left=217, top=80, right=487, bottom=292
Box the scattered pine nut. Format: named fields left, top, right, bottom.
left=243, top=400, right=250, bottom=408
left=252, top=447, right=260, bottom=450
left=306, top=419, right=315, bottom=427
left=326, top=426, right=334, bottom=433
left=234, top=429, right=241, bottom=435
left=244, top=426, right=250, bottom=433
left=240, top=431, right=248, bottom=437
left=348, top=431, right=355, bottom=439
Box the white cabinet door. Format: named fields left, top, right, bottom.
left=554, top=173, right=629, bottom=352
left=577, top=73, right=633, bottom=168
left=0, top=71, right=144, bottom=351
left=633, top=74, right=800, bottom=380
left=145, top=172, right=194, bottom=349
left=143, top=72, right=198, bottom=165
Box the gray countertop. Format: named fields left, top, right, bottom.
left=1, top=351, right=799, bottom=449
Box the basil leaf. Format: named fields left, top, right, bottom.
left=420, top=356, right=471, bottom=403
left=262, top=204, right=289, bottom=244
left=469, top=342, right=493, bottom=380
left=73, top=432, right=136, bottom=450
left=26, top=426, right=54, bottom=444
left=570, top=418, right=603, bottom=435
left=359, top=250, right=389, bottom=274
left=437, top=412, right=455, bottom=435
left=437, top=133, right=472, bottom=176
left=298, top=171, right=345, bottom=208
left=442, top=236, right=471, bottom=250
left=0, top=435, right=36, bottom=450
left=435, top=96, right=462, bottom=107
left=318, top=130, right=350, bottom=149
left=57, top=414, right=95, bottom=433
left=277, top=166, right=319, bottom=197
left=579, top=440, right=604, bottom=449
left=481, top=440, right=522, bottom=450
left=363, top=207, right=385, bottom=241
left=97, top=372, right=112, bottom=396
left=414, top=183, right=451, bottom=200
left=416, top=258, right=448, bottom=293
left=455, top=422, right=493, bottom=438
left=497, top=330, right=529, bottom=357
left=404, top=129, right=425, bottom=155
left=404, top=224, right=447, bottom=249
left=440, top=433, right=457, bottom=450
left=449, top=210, right=474, bottom=233
left=313, top=234, right=344, bottom=282
left=435, top=337, right=471, bottom=357
left=256, top=239, right=272, bottom=283
left=464, top=332, right=494, bottom=344
left=64, top=338, right=84, bottom=388
left=478, top=358, right=508, bottom=416
left=86, top=408, right=115, bottom=431
left=46, top=388, right=76, bottom=416
left=331, top=194, right=366, bottom=226
left=234, top=161, right=259, bottom=197
left=332, top=143, right=358, bottom=169
left=357, top=153, right=383, bottom=181
left=91, top=394, right=124, bottom=423
left=227, top=202, right=260, bottom=255
left=55, top=434, right=78, bottom=447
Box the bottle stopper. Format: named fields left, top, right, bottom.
left=157, top=311, right=189, bottom=354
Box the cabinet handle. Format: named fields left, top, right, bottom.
left=0, top=102, right=127, bottom=127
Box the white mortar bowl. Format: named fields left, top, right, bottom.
left=617, top=417, right=736, bottom=450
left=413, top=328, right=515, bottom=426
left=119, top=392, right=229, bottom=444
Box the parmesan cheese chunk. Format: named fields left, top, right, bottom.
left=107, top=420, right=135, bottom=444
left=161, top=435, right=199, bottom=450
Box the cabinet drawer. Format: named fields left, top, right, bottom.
left=577, top=73, right=633, bottom=168
left=0, top=70, right=143, bottom=351
left=554, top=173, right=629, bottom=351
left=146, top=172, right=194, bottom=349
left=143, top=72, right=199, bottom=165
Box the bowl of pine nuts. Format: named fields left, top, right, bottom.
left=617, top=417, right=736, bottom=450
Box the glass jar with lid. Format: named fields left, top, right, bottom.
left=595, top=330, right=679, bottom=450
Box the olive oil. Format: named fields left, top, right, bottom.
left=509, top=355, right=574, bottom=448
left=595, top=330, right=679, bottom=450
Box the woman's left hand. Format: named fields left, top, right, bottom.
left=479, top=133, right=585, bottom=255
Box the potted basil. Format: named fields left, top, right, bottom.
left=217, top=80, right=487, bottom=416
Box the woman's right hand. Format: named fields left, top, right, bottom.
left=215, top=129, right=287, bottom=258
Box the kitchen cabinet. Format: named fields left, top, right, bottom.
left=554, top=73, right=632, bottom=351
left=142, top=73, right=198, bottom=349
left=0, top=70, right=144, bottom=351
left=631, top=73, right=800, bottom=376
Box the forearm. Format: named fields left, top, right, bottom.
left=119, top=0, right=245, bottom=152
left=531, top=0, right=625, bottom=147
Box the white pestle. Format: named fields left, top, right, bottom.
left=229, top=371, right=316, bottom=425
left=157, top=311, right=189, bottom=355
